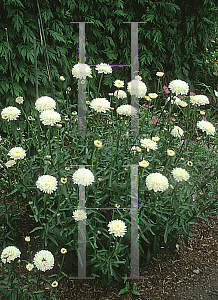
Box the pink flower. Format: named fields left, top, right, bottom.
left=142, top=104, right=148, bottom=109
left=190, top=92, right=195, bottom=96
left=165, top=117, right=173, bottom=124
left=209, top=147, right=213, bottom=151
left=163, top=86, right=170, bottom=94
left=151, top=116, right=158, bottom=124
left=192, top=194, right=196, bottom=201
left=203, top=116, right=207, bottom=121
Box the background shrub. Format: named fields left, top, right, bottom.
left=0, top=0, right=217, bottom=128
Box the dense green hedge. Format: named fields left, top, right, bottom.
left=0, top=0, right=217, bottom=110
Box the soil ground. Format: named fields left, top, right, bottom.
left=2, top=206, right=218, bottom=300
left=56, top=208, right=218, bottom=300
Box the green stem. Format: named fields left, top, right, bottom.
left=48, top=125, right=51, bottom=156
left=116, top=237, right=122, bottom=255
left=97, top=73, right=104, bottom=96
left=108, top=209, right=115, bottom=251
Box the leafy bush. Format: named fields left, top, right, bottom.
left=0, top=0, right=217, bottom=117
left=0, top=65, right=217, bottom=292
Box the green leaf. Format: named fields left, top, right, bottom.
left=6, top=188, right=18, bottom=196
left=118, top=281, right=129, bottom=295
left=132, top=282, right=140, bottom=295
left=164, top=222, right=172, bottom=243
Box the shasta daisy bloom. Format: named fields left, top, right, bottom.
left=148, top=93, right=158, bottom=99
left=35, top=96, right=56, bottom=112
left=1, top=106, right=21, bottom=121
left=140, top=138, right=158, bottom=151
left=187, top=161, right=193, bottom=167
left=36, top=175, right=58, bottom=194
left=144, top=96, right=151, bottom=101
left=94, top=140, right=102, bottom=148
left=5, top=160, right=16, bottom=168
left=33, top=250, right=54, bottom=272
left=114, top=90, right=127, bottom=99
left=171, top=167, right=190, bottom=182
left=89, top=98, right=110, bottom=113
left=72, top=209, right=87, bottom=221
left=156, top=72, right=164, bottom=77
left=190, top=95, right=209, bottom=106
left=127, top=79, right=147, bottom=98
left=15, top=96, right=24, bottom=104
left=197, top=120, right=215, bottom=136
left=166, top=96, right=181, bottom=105
left=107, top=219, right=127, bottom=237
left=61, top=248, right=67, bottom=254
left=61, top=178, right=67, bottom=184
left=139, top=160, right=149, bottom=168
left=152, top=136, right=160, bottom=142
left=8, top=147, right=26, bottom=160
left=135, top=75, right=142, bottom=80
left=130, top=146, right=141, bottom=153
left=52, top=281, right=58, bottom=288
left=72, top=168, right=94, bottom=186
left=117, top=104, right=137, bottom=116
left=95, top=63, right=112, bottom=74
left=168, top=79, right=189, bottom=96
left=171, top=126, right=184, bottom=137
left=167, top=149, right=175, bottom=156
left=114, top=80, right=124, bottom=88
left=179, top=101, right=188, bottom=107
left=26, top=263, right=34, bottom=271
left=146, top=173, right=169, bottom=192
left=72, top=63, right=92, bottom=79
left=1, top=246, right=21, bottom=264
left=40, top=110, right=61, bottom=126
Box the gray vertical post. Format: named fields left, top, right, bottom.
left=78, top=165, right=87, bottom=278
left=70, top=22, right=94, bottom=280
left=123, top=21, right=146, bottom=280
left=78, top=22, right=87, bottom=137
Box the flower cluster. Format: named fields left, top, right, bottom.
left=33, top=250, right=54, bottom=272
left=117, top=104, right=137, bottom=116
left=90, top=98, right=110, bottom=113
left=171, top=126, right=184, bottom=137
left=15, top=97, right=24, bottom=104
left=139, top=160, right=149, bottom=168
left=1, top=106, right=21, bottom=121
left=114, top=90, right=127, bottom=99
left=72, top=209, right=87, bottom=221
left=72, top=63, right=92, bottom=79
left=171, top=168, right=190, bottom=182
left=114, top=80, right=124, bottom=88
left=168, top=79, right=189, bottom=96
left=35, top=96, right=56, bottom=112
left=190, top=95, right=209, bottom=106
left=40, top=110, right=61, bottom=126
left=95, top=63, right=112, bottom=74
left=36, top=175, right=58, bottom=194
left=146, top=173, right=169, bottom=192
left=127, top=79, right=147, bottom=98
left=8, top=147, right=26, bottom=160
left=72, top=168, right=94, bottom=186
left=107, top=219, right=127, bottom=237
left=140, top=138, right=158, bottom=151
left=1, top=246, right=21, bottom=264
left=197, top=120, right=216, bottom=136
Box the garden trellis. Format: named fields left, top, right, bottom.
left=69, top=21, right=147, bottom=281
